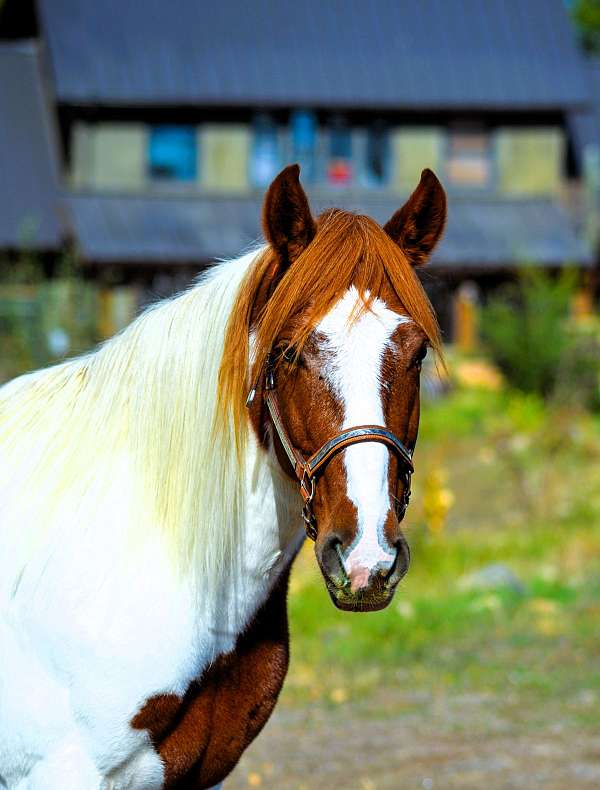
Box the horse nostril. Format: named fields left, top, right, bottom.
left=385, top=539, right=411, bottom=585
left=318, top=534, right=348, bottom=587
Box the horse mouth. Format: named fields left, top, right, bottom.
left=317, top=537, right=409, bottom=612
left=322, top=574, right=398, bottom=613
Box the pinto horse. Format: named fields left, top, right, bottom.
left=0, top=165, right=446, bottom=789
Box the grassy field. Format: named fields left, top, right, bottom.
left=286, top=386, right=600, bottom=708
left=229, top=377, right=600, bottom=788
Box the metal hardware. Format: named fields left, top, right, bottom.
left=299, top=471, right=315, bottom=504
left=302, top=503, right=318, bottom=542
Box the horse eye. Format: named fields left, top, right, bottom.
left=414, top=345, right=428, bottom=370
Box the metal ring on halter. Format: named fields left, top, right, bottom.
left=299, top=471, right=315, bottom=505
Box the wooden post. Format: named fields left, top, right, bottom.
left=453, top=281, right=479, bottom=351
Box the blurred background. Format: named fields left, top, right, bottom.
left=1, top=1, right=600, bottom=787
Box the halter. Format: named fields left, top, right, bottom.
left=247, top=353, right=414, bottom=541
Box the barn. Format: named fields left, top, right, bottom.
left=0, top=0, right=596, bottom=337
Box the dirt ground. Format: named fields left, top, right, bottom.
left=225, top=688, right=600, bottom=789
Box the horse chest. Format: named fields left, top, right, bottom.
left=131, top=568, right=291, bottom=789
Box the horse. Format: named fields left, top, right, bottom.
left=0, top=164, right=446, bottom=789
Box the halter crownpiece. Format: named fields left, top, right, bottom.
left=247, top=352, right=414, bottom=542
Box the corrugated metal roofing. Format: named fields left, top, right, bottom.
left=38, top=0, right=589, bottom=109
left=0, top=41, right=62, bottom=249
left=66, top=192, right=592, bottom=268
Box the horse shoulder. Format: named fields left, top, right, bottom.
left=131, top=567, right=291, bottom=789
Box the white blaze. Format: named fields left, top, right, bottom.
left=317, top=287, right=410, bottom=576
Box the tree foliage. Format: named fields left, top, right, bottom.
left=571, top=0, right=600, bottom=54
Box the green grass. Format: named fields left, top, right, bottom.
left=283, top=385, right=600, bottom=731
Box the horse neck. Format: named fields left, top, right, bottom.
left=110, top=256, right=301, bottom=608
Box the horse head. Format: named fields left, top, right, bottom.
left=225, top=164, right=446, bottom=612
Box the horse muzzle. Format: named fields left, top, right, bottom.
left=317, top=535, right=410, bottom=612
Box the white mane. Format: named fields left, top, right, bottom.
left=0, top=249, right=262, bottom=600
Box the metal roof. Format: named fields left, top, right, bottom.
left=38, top=0, right=589, bottom=110
left=66, top=192, right=593, bottom=269
left=0, top=41, right=62, bottom=249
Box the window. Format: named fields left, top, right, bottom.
left=446, top=128, right=491, bottom=188
left=291, top=110, right=318, bottom=183
left=200, top=125, right=250, bottom=192
left=327, top=115, right=353, bottom=187
left=363, top=121, right=389, bottom=187
left=71, top=123, right=147, bottom=190
left=148, top=126, right=197, bottom=181
left=496, top=128, right=563, bottom=195
left=250, top=114, right=281, bottom=187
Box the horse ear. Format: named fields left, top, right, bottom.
left=262, top=164, right=316, bottom=268
left=384, top=169, right=447, bottom=267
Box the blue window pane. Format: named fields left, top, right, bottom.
left=250, top=113, right=281, bottom=188
left=291, top=110, right=317, bottom=183
left=149, top=126, right=197, bottom=181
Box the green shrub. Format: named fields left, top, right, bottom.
left=552, top=317, right=600, bottom=411
left=480, top=268, right=577, bottom=398
left=0, top=246, right=100, bottom=384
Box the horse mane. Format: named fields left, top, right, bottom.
left=0, top=251, right=259, bottom=601
left=219, top=209, right=442, bottom=445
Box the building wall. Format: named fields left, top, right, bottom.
left=67, top=114, right=568, bottom=199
